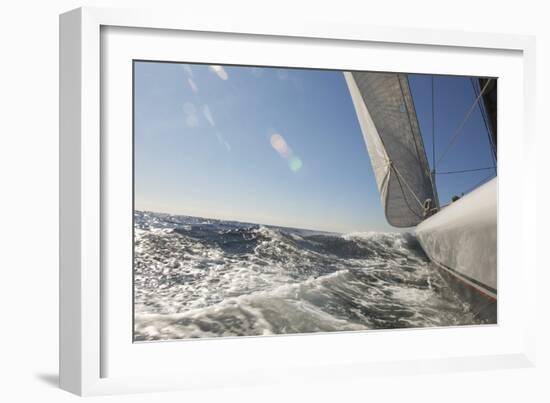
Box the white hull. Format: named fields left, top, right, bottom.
left=416, top=178, right=497, bottom=301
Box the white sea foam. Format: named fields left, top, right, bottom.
left=133, top=211, right=487, bottom=341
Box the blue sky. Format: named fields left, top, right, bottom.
left=134, top=62, right=496, bottom=233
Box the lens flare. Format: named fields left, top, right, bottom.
left=270, top=133, right=303, bottom=172
left=251, top=67, right=263, bottom=77
left=182, top=65, right=193, bottom=77
left=185, top=115, right=198, bottom=128
left=183, top=102, right=198, bottom=128
left=183, top=102, right=196, bottom=115
left=289, top=156, right=303, bottom=172
left=209, top=65, right=229, bottom=81
left=203, top=105, right=215, bottom=127
left=188, top=78, right=199, bottom=93
left=277, top=69, right=289, bottom=81
left=270, top=134, right=291, bottom=157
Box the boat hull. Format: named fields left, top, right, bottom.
left=416, top=178, right=497, bottom=321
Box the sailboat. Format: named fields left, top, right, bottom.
left=344, top=71, right=497, bottom=321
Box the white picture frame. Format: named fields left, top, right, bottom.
left=59, top=6, right=537, bottom=396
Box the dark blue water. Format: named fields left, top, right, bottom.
left=134, top=210, right=484, bottom=341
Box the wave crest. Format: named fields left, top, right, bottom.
left=134, top=211, right=484, bottom=341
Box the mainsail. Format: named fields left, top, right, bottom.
left=344, top=71, right=437, bottom=227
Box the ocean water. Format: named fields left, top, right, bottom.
left=134, top=210, right=486, bottom=341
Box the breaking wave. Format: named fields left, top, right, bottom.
left=134, top=211, right=485, bottom=341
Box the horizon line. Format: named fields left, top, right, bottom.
left=133, top=208, right=408, bottom=235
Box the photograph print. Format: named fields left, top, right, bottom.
left=133, top=61, right=497, bottom=341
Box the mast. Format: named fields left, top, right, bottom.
left=478, top=78, right=497, bottom=160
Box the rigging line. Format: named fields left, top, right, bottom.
left=401, top=74, right=439, bottom=209
left=390, top=162, right=425, bottom=210
left=436, top=166, right=495, bottom=175
left=435, top=78, right=493, bottom=168
left=389, top=165, right=423, bottom=219
left=399, top=75, right=424, bottom=167
left=470, top=79, right=491, bottom=136
left=460, top=173, right=496, bottom=195
left=376, top=159, right=421, bottom=219
left=471, top=80, right=492, bottom=144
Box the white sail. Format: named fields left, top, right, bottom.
left=344, top=71, right=437, bottom=227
